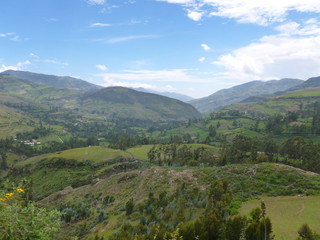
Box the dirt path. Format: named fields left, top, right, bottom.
left=57, top=135, right=64, bottom=143
left=296, top=203, right=305, bottom=215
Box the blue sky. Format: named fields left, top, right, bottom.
left=1, top=0, right=320, bottom=98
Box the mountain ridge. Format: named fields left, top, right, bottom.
left=1, top=70, right=102, bottom=92
left=189, top=78, right=304, bottom=113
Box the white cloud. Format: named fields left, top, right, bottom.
left=187, top=10, right=203, bottom=21
left=29, top=53, right=39, bottom=58
left=93, top=35, right=158, bottom=44
left=201, top=43, right=211, bottom=51
left=98, top=69, right=212, bottom=84
left=43, top=59, right=69, bottom=66
left=29, top=53, right=69, bottom=66
left=157, top=0, right=193, bottom=3
left=275, top=18, right=320, bottom=36
left=157, top=0, right=320, bottom=25
left=96, top=64, right=108, bottom=71
left=0, top=60, right=31, bottom=72
left=198, top=57, right=206, bottom=63
left=0, top=32, right=27, bottom=42
left=90, top=22, right=111, bottom=27
left=87, top=0, right=105, bottom=5
left=0, top=33, right=14, bottom=37
left=213, top=33, right=320, bottom=80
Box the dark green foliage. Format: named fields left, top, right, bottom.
left=147, top=144, right=217, bottom=166
left=111, top=180, right=275, bottom=240
left=311, top=102, right=320, bottom=135
left=16, top=126, right=52, bottom=140
left=297, top=224, right=320, bottom=240
left=125, top=198, right=134, bottom=215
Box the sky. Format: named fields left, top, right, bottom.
left=1, top=0, right=320, bottom=98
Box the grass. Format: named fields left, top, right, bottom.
left=17, top=146, right=131, bottom=167
left=240, top=196, right=320, bottom=240
left=127, top=145, right=154, bottom=160
left=281, top=88, right=320, bottom=98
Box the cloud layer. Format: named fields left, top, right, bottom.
left=214, top=19, right=320, bottom=80
left=158, top=0, right=320, bottom=25
left=0, top=60, right=31, bottom=72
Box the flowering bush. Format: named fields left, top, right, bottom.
left=0, top=187, right=61, bottom=240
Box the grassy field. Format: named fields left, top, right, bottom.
left=240, top=196, right=320, bottom=240
left=281, top=88, right=320, bottom=98
left=17, top=146, right=131, bottom=167
left=127, top=145, right=154, bottom=160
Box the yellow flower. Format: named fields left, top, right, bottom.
left=5, top=193, right=13, bottom=197
left=16, top=188, right=24, bottom=193
left=0, top=198, right=5, bottom=202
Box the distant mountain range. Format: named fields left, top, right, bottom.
left=3, top=70, right=320, bottom=116
left=1, top=70, right=194, bottom=102
left=189, top=78, right=304, bottom=113
left=0, top=74, right=200, bottom=123
left=279, top=76, right=320, bottom=94
left=1, top=70, right=102, bottom=92
left=133, top=87, right=193, bottom=102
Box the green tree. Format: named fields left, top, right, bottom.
left=297, top=224, right=316, bottom=240
left=126, top=198, right=135, bottom=215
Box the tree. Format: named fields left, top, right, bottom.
left=297, top=224, right=315, bottom=240
left=0, top=151, right=8, bottom=170
left=245, top=203, right=274, bottom=240
left=208, top=125, right=216, bottom=137
left=126, top=198, right=135, bottom=215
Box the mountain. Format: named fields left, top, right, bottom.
left=0, top=74, right=80, bottom=104
left=76, top=87, right=201, bottom=121
left=133, top=87, right=193, bottom=102
left=225, top=87, right=320, bottom=119
left=1, top=70, right=102, bottom=92
left=281, top=76, right=320, bottom=93
left=0, top=75, right=200, bottom=123
left=189, top=78, right=303, bottom=113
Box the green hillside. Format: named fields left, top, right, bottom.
left=75, top=87, right=201, bottom=121
left=0, top=75, right=79, bottom=103
left=282, top=76, right=320, bottom=93
left=35, top=163, right=320, bottom=239
left=190, top=78, right=303, bottom=113
left=2, top=70, right=102, bottom=92
left=11, top=146, right=135, bottom=200
left=226, top=87, right=320, bottom=117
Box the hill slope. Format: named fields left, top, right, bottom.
left=75, top=87, right=201, bottom=121
left=282, top=76, right=320, bottom=93
left=1, top=70, right=102, bottom=92
left=190, top=78, right=303, bottom=113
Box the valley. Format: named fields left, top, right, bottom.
left=1, top=70, right=320, bottom=240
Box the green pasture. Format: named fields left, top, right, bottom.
left=240, top=196, right=320, bottom=240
